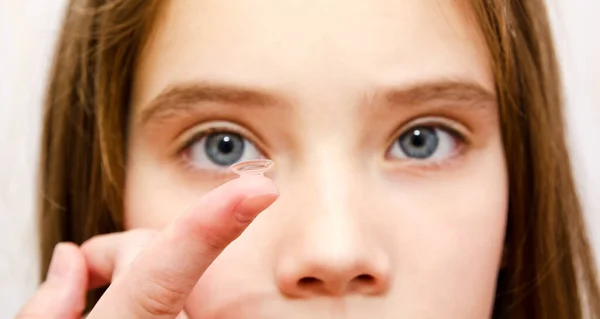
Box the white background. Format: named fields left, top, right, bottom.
left=0, top=0, right=598, bottom=317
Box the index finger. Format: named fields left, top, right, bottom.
left=86, top=176, right=279, bottom=319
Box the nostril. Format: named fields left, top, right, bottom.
left=291, top=273, right=384, bottom=296
left=349, top=273, right=386, bottom=295
left=355, top=274, right=375, bottom=283
left=298, top=276, right=323, bottom=287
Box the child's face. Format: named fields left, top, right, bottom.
left=125, top=0, right=508, bottom=317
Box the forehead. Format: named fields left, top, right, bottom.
left=133, top=0, right=492, bottom=108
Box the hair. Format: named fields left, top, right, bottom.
left=38, top=0, right=600, bottom=317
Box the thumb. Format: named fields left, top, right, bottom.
left=17, top=243, right=88, bottom=319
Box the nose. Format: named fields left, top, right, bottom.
left=276, top=241, right=391, bottom=297
left=274, top=163, right=391, bottom=298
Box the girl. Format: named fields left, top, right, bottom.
left=18, top=0, right=600, bottom=318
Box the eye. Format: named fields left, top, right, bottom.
left=185, top=131, right=263, bottom=169
left=388, top=125, right=461, bottom=162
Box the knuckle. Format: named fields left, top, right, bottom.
left=197, top=228, right=230, bottom=252
left=135, top=269, right=187, bottom=317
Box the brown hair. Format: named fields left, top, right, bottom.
left=39, top=0, right=600, bottom=317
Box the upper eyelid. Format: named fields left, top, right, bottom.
left=177, top=127, right=240, bottom=154
left=176, top=122, right=267, bottom=156
left=393, top=116, right=469, bottom=141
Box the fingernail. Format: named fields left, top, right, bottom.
left=234, top=193, right=279, bottom=223
left=47, top=243, right=69, bottom=280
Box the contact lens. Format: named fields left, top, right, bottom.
left=229, top=159, right=274, bottom=177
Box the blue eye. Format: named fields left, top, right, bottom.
left=187, top=131, right=262, bottom=169
left=388, top=126, right=459, bottom=161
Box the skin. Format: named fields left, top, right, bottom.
left=19, top=0, right=508, bottom=318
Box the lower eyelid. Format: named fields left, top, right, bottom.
left=396, top=156, right=462, bottom=173
left=179, top=157, right=237, bottom=179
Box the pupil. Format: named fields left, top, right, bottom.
left=411, top=130, right=426, bottom=148
left=218, top=136, right=234, bottom=153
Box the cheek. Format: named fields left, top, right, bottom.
left=375, top=147, right=508, bottom=314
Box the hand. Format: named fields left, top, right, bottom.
left=17, top=175, right=279, bottom=319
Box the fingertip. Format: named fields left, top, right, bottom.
left=219, top=175, right=279, bottom=197
left=62, top=242, right=88, bottom=278
left=63, top=243, right=89, bottom=313
left=46, top=242, right=85, bottom=282
left=234, top=192, right=279, bottom=223
left=49, top=242, right=88, bottom=302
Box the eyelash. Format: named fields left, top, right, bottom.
left=397, top=116, right=468, bottom=141
left=177, top=126, right=248, bottom=155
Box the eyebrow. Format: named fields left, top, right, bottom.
left=138, top=83, right=285, bottom=126
left=138, top=80, right=496, bottom=126
left=384, top=80, right=496, bottom=106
